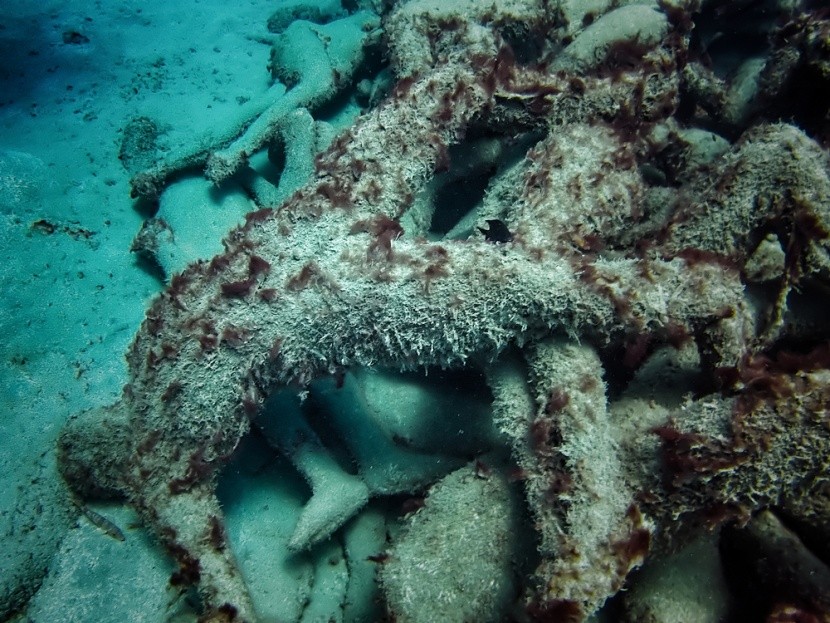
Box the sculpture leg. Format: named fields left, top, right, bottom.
left=256, top=390, right=369, bottom=552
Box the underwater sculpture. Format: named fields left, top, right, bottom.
left=58, top=0, right=830, bottom=621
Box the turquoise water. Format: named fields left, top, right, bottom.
left=1, top=1, right=829, bottom=621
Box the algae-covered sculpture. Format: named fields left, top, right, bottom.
left=58, top=0, right=830, bottom=621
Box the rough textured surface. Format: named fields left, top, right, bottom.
left=54, top=0, right=830, bottom=621
left=0, top=453, right=76, bottom=619
left=25, top=505, right=175, bottom=623
left=623, top=534, right=730, bottom=623
left=380, top=462, right=526, bottom=623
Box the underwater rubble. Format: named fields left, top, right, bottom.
left=47, top=0, right=830, bottom=621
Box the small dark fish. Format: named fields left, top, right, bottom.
left=473, top=459, right=491, bottom=479
left=79, top=504, right=126, bottom=542
left=478, top=219, right=513, bottom=243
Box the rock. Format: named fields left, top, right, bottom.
left=381, top=462, right=526, bottom=623
left=623, top=533, right=730, bottom=623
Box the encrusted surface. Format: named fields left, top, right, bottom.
left=57, top=1, right=830, bottom=621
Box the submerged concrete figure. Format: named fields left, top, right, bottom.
left=58, top=0, right=830, bottom=621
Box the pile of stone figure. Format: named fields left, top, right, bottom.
left=57, top=0, right=830, bottom=621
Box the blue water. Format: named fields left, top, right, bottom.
left=1, top=1, right=829, bottom=621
